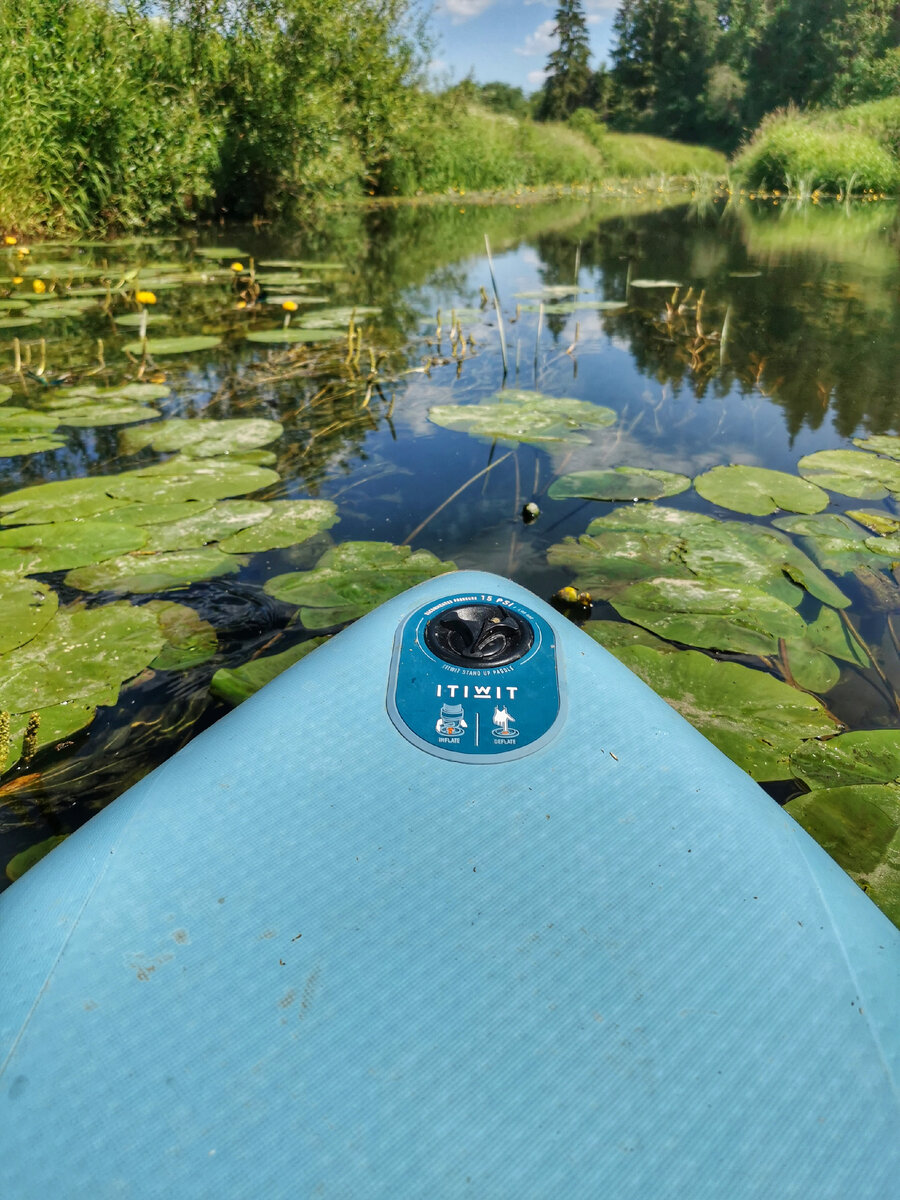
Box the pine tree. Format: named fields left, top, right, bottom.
left=537, top=0, right=592, bottom=121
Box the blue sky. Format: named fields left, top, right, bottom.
left=427, top=0, right=620, bottom=94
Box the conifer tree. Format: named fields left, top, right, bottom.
left=537, top=0, right=592, bottom=121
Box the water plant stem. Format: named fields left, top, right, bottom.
left=402, top=451, right=514, bottom=546
left=483, top=234, right=508, bottom=379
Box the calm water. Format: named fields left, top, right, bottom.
left=1, top=194, right=899, bottom=892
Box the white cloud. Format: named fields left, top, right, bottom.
left=583, top=0, right=619, bottom=12
left=440, top=0, right=496, bottom=23
left=527, top=68, right=549, bottom=87
left=515, top=19, right=557, bottom=57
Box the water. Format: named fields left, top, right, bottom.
left=1, top=193, right=898, bottom=896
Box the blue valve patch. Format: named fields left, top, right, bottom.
left=387, top=589, right=564, bottom=762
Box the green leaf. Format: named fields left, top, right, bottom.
left=113, top=312, right=171, bottom=327
left=780, top=642, right=840, bottom=694
left=65, top=547, right=245, bottom=594
left=0, top=316, right=39, bottom=329
left=264, top=542, right=457, bottom=629
left=144, top=601, right=218, bottom=670
left=785, top=785, right=900, bottom=927
left=122, top=335, right=222, bottom=356
left=0, top=601, right=164, bottom=710
left=548, top=467, right=690, bottom=502
left=139, top=501, right=272, bottom=552
left=106, top=459, right=279, bottom=504
left=582, top=620, right=678, bottom=655
left=0, top=385, right=11, bottom=403
left=614, top=645, right=838, bottom=781
left=797, top=449, right=900, bottom=500
left=119, top=417, right=282, bottom=459
left=6, top=835, right=69, bottom=882
left=210, top=637, right=330, bottom=706
left=244, top=327, right=343, bottom=344
left=0, top=407, right=66, bottom=456
left=518, top=299, right=628, bottom=314
left=693, top=464, right=828, bottom=516
left=218, top=500, right=338, bottom=553
left=790, top=730, right=900, bottom=789
left=610, top=576, right=806, bottom=656
left=0, top=519, right=146, bottom=574
left=2, top=700, right=98, bottom=774
left=428, top=389, right=616, bottom=446
left=851, top=435, right=900, bottom=460
left=0, top=575, right=58, bottom=653
left=547, top=529, right=690, bottom=599
left=845, top=510, right=900, bottom=536
left=864, top=533, right=900, bottom=559
left=629, top=279, right=682, bottom=288
left=771, top=513, right=884, bottom=575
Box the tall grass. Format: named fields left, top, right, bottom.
left=733, top=101, right=900, bottom=194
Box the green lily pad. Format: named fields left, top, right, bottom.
left=260, top=260, right=343, bottom=270
left=210, top=637, right=330, bottom=706
left=218, top=500, right=338, bottom=553
left=0, top=601, right=164, bottom=710
left=865, top=533, right=900, bottom=559
left=518, top=300, right=628, bottom=314
left=548, top=529, right=691, bottom=599
left=0, top=575, right=58, bottom=653
left=113, top=312, right=171, bottom=328
left=0, top=385, right=12, bottom=402
left=244, top=327, right=342, bottom=344
left=428, top=389, right=616, bottom=446
left=193, top=246, right=249, bottom=259
left=693, top=464, right=828, bottom=516
left=0, top=301, right=30, bottom=312
left=610, top=576, right=806, bottom=656
left=0, top=408, right=67, bottom=456
left=851, top=435, right=900, bottom=460
left=106, top=459, right=279, bottom=504
left=0, top=475, right=122, bottom=515
left=6, top=835, right=69, bottom=882
left=120, top=417, right=282, bottom=459
left=99, top=500, right=215, bottom=526
left=65, top=546, right=245, bottom=594
left=51, top=383, right=171, bottom=404
left=610, top=644, right=838, bottom=781
left=797, top=449, right=900, bottom=500
left=264, top=541, right=457, bottom=629
left=297, top=306, right=380, bottom=326
left=139, top=501, right=272, bottom=552
left=514, top=286, right=588, bottom=298
left=772, top=513, right=884, bottom=574
left=0, top=316, right=39, bottom=330
left=629, top=279, right=682, bottom=288
left=123, top=335, right=222, bottom=356
left=0, top=519, right=146, bottom=574
left=144, top=600, right=218, bottom=670
left=845, top=510, right=900, bottom=536
left=790, top=730, right=900, bottom=789
left=30, top=299, right=97, bottom=318
left=785, top=785, right=900, bottom=927
left=582, top=620, right=678, bottom=656
left=548, top=467, right=690, bottom=502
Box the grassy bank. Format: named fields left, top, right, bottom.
left=732, top=98, right=900, bottom=194
left=0, top=1, right=725, bottom=236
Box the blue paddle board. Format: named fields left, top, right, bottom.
left=1, top=570, right=897, bottom=1197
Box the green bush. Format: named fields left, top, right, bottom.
left=734, top=106, right=900, bottom=193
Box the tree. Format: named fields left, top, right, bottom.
left=537, top=0, right=592, bottom=121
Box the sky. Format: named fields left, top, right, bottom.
left=427, top=0, right=620, bottom=94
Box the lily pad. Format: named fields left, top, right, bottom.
left=144, top=600, right=218, bottom=670
left=428, top=389, right=616, bottom=446
left=785, top=785, right=900, bottom=927
left=0, top=601, right=164, bottom=710
left=518, top=300, right=628, bottom=314
left=106, top=459, right=279, bottom=504
left=0, top=385, right=12, bottom=402
left=797, top=449, right=900, bottom=500
left=771, top=513, right=885, bottom=574
left=120, top=417, right=282, bottom=459
left=65, top=546, right=245, bottom=594
left=0, top=316, right=39, bottom=330
left=0, top=575, right=58, bottom=653
left=2, top=701, right=98, bottom=775
left=244, top=327, right=342, bottom=344
left=113, top=312, right=171, bottom=328
left=548, top=467, right=690, bottom=502
left=6, top=835, right=69, bottom=882
left=779, top=641, right=839, bottom=694
left=514, top=286, right=588, bottom=298
left=0, top=519, right=146, bottom=574
left=693, top=464, right=828, bottom=516
left=865, top=533, right=900, bottom=559
left=845, top=510, right=900, bottom=535
left=264, top=541, right=457, bottom=629
left=851, top=435, right=900, bottom=460
left=122, top=335, right=222, bottom=356
left=139, top=501, right=272, bottom=552
left=218, top=500, right=339, bottom=553
left=790, top=730, right=900, bottom=790
left=298, top=306, right=380, bottom=326
left=610, top=575, right=806, bottom=656
left=193, top=246, right=249, bottom=259
left=609, top=644, right=838, bottom=780
left=210, top=637, right=330, bottom=706
left=0, top=301, right=30, bottom=312
left=628, top=279, right=682, bottom=288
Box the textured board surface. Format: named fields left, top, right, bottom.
left=1, top=570, right=898, bottom=1198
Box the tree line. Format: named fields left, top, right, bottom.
left=531, top=0, right=900, bottom=147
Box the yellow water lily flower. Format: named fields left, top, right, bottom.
left=32, top=279, right=46, bottom=294
left=281, top=300, right=298, bottom=312
left=3, top=235, right=16, bottom=245
left=231, top=262, right=244, bottom=272
left=12, top=275, right=23, bottom=285
left=135, top=290, right=157, bottom=305
left=16, top=246, right=29, bottom=256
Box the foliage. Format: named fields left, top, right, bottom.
left=536, top=1, right=593, bottom=122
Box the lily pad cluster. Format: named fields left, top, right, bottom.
left=428, top=389, right=616, bottom=446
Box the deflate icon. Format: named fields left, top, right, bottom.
left=436, top=703, right=467, bottom=737
left=492, top=705, right=518, bottom=738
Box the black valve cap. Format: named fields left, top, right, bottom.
left=424, top=604, right=534, bottom=668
